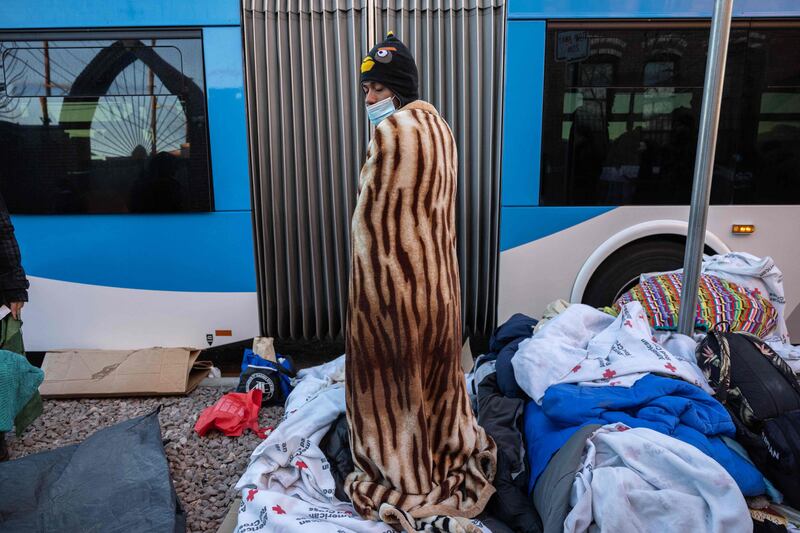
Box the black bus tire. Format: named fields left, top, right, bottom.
left=581, top=239, right=689, bottom=308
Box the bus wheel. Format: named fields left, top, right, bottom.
left=581, top=239, right=688, bottom=308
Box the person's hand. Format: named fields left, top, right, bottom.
left=9, top=302, right=24, bottom=320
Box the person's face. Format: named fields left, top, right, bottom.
left=362, top=81, right=395, bottom=106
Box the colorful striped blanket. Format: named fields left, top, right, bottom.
left=614, top=273, right=778, bottom=338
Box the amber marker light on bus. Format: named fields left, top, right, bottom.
left=731, top=224, right=755, bottom=234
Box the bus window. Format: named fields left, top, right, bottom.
left=540, top=24, right=749, bottom=207
left=718, top=26, right=800, bottom=205
left=0, top=33, right=211, bottom=214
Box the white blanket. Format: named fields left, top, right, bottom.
left=235, top=356, right=392, bottom=533
left=698, top=252, right=788, bottom=344
left=512, top=301, right=711, bottom=403
left=564, top=425, right=751, bottom=533
left=235, top=356, right=492, bottom=533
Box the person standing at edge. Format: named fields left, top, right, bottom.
left=0, top=191, right=28, bottom=344
left=344, top=33, right=497, bottom=533
left=0, top=190, right=31, bottom=461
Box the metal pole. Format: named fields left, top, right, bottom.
left=40, top=41, right=51, bottom=126
left=677, top=0, right=734, bottom=335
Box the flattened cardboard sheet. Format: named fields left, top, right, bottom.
left=40, top=347, right=207, bottom=398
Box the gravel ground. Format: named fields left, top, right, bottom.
left=4, top=386, right=284, bottom=533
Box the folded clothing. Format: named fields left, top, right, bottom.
left=525, top=374, right=767, bottom=496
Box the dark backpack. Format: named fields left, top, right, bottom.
left=699, top=330, right=800, bottom=506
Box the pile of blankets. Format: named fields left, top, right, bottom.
left=471, top=301, right=767, bottom=533
left=234, top=253, right=800, bottom=532
left=467, top=253, right=800, bottom=532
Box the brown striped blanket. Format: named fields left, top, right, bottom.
left=344, top=100, right=496, bottom=532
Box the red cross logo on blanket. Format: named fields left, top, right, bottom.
left=295, top=460, right=308, bottom=470
left=664, top=363, right=677, bottom=373
left=571, top=364, right=581, bottom=373
left=603, top=369, right=617, bottom=379
left=247, top=489, right=258, bottom=502
left=272, top=505, right=286, bottom=515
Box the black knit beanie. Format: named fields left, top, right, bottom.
left=360, top=32, right=419, bottom=107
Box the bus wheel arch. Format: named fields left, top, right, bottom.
left=572, top=220, right=730, bottom=308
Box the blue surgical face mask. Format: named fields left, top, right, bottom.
left=366, top=96, right=396, bottom=125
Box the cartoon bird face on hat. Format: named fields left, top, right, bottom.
left=360, top=32, right=419, bottom=107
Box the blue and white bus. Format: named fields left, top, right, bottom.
left=0, top=1, right=258, bottom=351
left=498, top=0, right=800, bottom=338
left=5, top=0, right=800, bottom=352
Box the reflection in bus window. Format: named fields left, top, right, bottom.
left=540, top=24, right=800, bottom=207
left=0, top=35, right=211, bottom=214
left=743, top=29, right=800, bottom=205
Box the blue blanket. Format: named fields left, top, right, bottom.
left=524, top=374, right=767, bottom=496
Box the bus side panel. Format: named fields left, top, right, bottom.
left=13, top=212, right=258, bottom=350
left=204, top=27, right=252, bottom=212
left=23, top=276, right=259, bottom=351
left=501, top=20, right=545, bottom=207
left=498, top=206, right=612, bottom=323
left=507, top=0, right=800, bottom=20
left=0, top=0, right=240, bottom=29
left=498, top=205, right=800, bottom=341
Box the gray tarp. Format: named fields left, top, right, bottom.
left=0, top=410, right=185, bottom=533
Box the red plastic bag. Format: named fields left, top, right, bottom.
left=194, top=389, right=272, bottom=438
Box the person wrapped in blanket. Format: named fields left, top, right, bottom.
left=345, top=33, right=496, bottom=532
